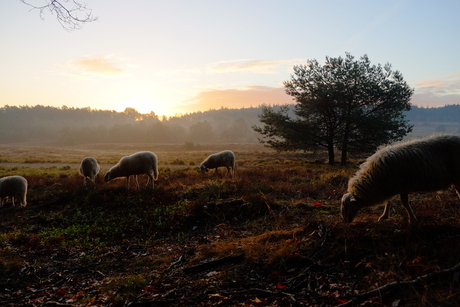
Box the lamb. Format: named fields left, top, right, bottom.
left=200, top=150, right=236, bottom=177
left=104, top=151, right=159, bottom=189
left=341, top=135, right=460, bottom=224
left=79, top=157, right=101, bottom=186
left=0, top=176, right=28, bottom=207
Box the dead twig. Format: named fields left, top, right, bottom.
left=338, top=262, right=460, bottom=307
left=183, top=253, right=245, bottom=274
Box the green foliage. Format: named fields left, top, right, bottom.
left=254, top=53, right=413, bottom=165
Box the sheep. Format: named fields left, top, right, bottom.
left=79, top=157, right=101, bottom=187
left=104, top=151, right=159, bottom=189
left=0, top=176, right=28, bottom=207
left=200, top=150, right=236, bottom=177
left=341, top=135, right=460, bottom=224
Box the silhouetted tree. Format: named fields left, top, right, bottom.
left=254, top=53, right=413, bottom=165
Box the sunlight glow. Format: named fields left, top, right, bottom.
left=116, top=96, right=175, bottom=118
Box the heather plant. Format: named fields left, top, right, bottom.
left=1, top=147, right=460, bottom=306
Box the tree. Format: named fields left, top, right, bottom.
left=253, top=53, right=413, bottom=165
left=220, top=118, right=252, bottom=143
left=21, top=0, right=97, bottom=31
left=189, top=121, right=214, bottom=143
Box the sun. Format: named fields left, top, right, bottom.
left=119, top=96, right=174, bottom=117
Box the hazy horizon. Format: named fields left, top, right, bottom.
left=1, top=1, right=460, bottom=117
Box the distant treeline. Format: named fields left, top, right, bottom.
left=0, top=104, right=459, bottom=145
left=404, top=104, right=460, bottom=123
left=0, top=105, right=265, bottom=145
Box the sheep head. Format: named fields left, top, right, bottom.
left=340, top=193, right=361, bottom=223
left=104, top=171, right=112, bottom=183
left=200, top=164, right=209, bottom=173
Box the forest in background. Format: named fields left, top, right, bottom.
left=0, top=104, right=459, bottom=146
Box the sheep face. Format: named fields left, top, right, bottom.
left=340, top=193, right=361, bottom=223
left=200, top=164, right=209, bottom=173
left=104, top=172, right=112, bottom=183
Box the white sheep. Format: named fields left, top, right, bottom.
left=341, top=135, right=460, bottom=224
left=79, top=157, right=101, bottom=187
left=104, top=151, right=159, bottom=189
left=0, top=176, right=28, bottom=207
left=200, top=150, right=236, bottom=177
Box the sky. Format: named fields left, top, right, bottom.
left=1, top=0, right=460, bottom=117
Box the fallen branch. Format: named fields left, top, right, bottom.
left=183, top=253, right=245, bottom=274
left=339, top=262, right=460, bottom=307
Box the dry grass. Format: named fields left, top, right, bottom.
left=0, top=144, right=460, bottom=306
left=0, top=143, right=271, bottom=164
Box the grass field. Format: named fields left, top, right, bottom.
left=1, top=144, right=460, bottom=306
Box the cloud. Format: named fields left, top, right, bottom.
left=411, top=73, right=460, bottom=107
left=411, top=92, right=460, bottom=108
left=61, top=55, right=126, bottom=77
left=208, top=59, right=306, bottom=74
left=179, top=86, right=294, bottom=113
left=415, top=74, right=460, bottom=95
left=155, top=58, right=306, bottom=77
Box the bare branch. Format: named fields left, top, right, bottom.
left=338, top=261, right=460, bottom=307
left=21, top=0, right=98, bottom=31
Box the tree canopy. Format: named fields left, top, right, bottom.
left=253, top=53, right=414, bottom=165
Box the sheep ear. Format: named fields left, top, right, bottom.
left=343, top=193, right=356, bottom=203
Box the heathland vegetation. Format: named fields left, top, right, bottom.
left=1, top=144, right=460, bottom=306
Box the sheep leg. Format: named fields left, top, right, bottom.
left=145, top=174, right=154, bottom=189
left=378, top=200, right=391, bottom=222
left=453, top=184, right=460, bottom=199
left=400, top=193, right=417, bottom=223
left=135, top=175, right=140, bottom=189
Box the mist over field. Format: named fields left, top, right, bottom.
left=1, top=104, right=460, bottom=146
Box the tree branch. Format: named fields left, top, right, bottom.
left=21, top=0, right=97, bottom=31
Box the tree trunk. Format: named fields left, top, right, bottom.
left=328, top=140, right=335, bottom=165
left=340, top=142, right=348, bottom=166
left=341, top=100, right=352, bottom=166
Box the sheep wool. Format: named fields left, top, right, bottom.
left=79, top=157, right=101, bottom=186
left=104, top=151, right=159, bottom=189
left=341, top=135, right=460, bottom=223
left=0, top=176, right=28, bottom=207
left=200, top=150, right=236, bottom=177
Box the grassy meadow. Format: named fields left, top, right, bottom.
left=1, top=143, right=460, bottom=306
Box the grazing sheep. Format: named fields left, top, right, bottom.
left=200, top=150, right=236, bottom=177
left=341, top=135, right=460, bottom=224
left=0, top=176, right=27, bottom=207
left=104, top=151, right=159, bottom=189
left=79, top=157, right=101, bottom=187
